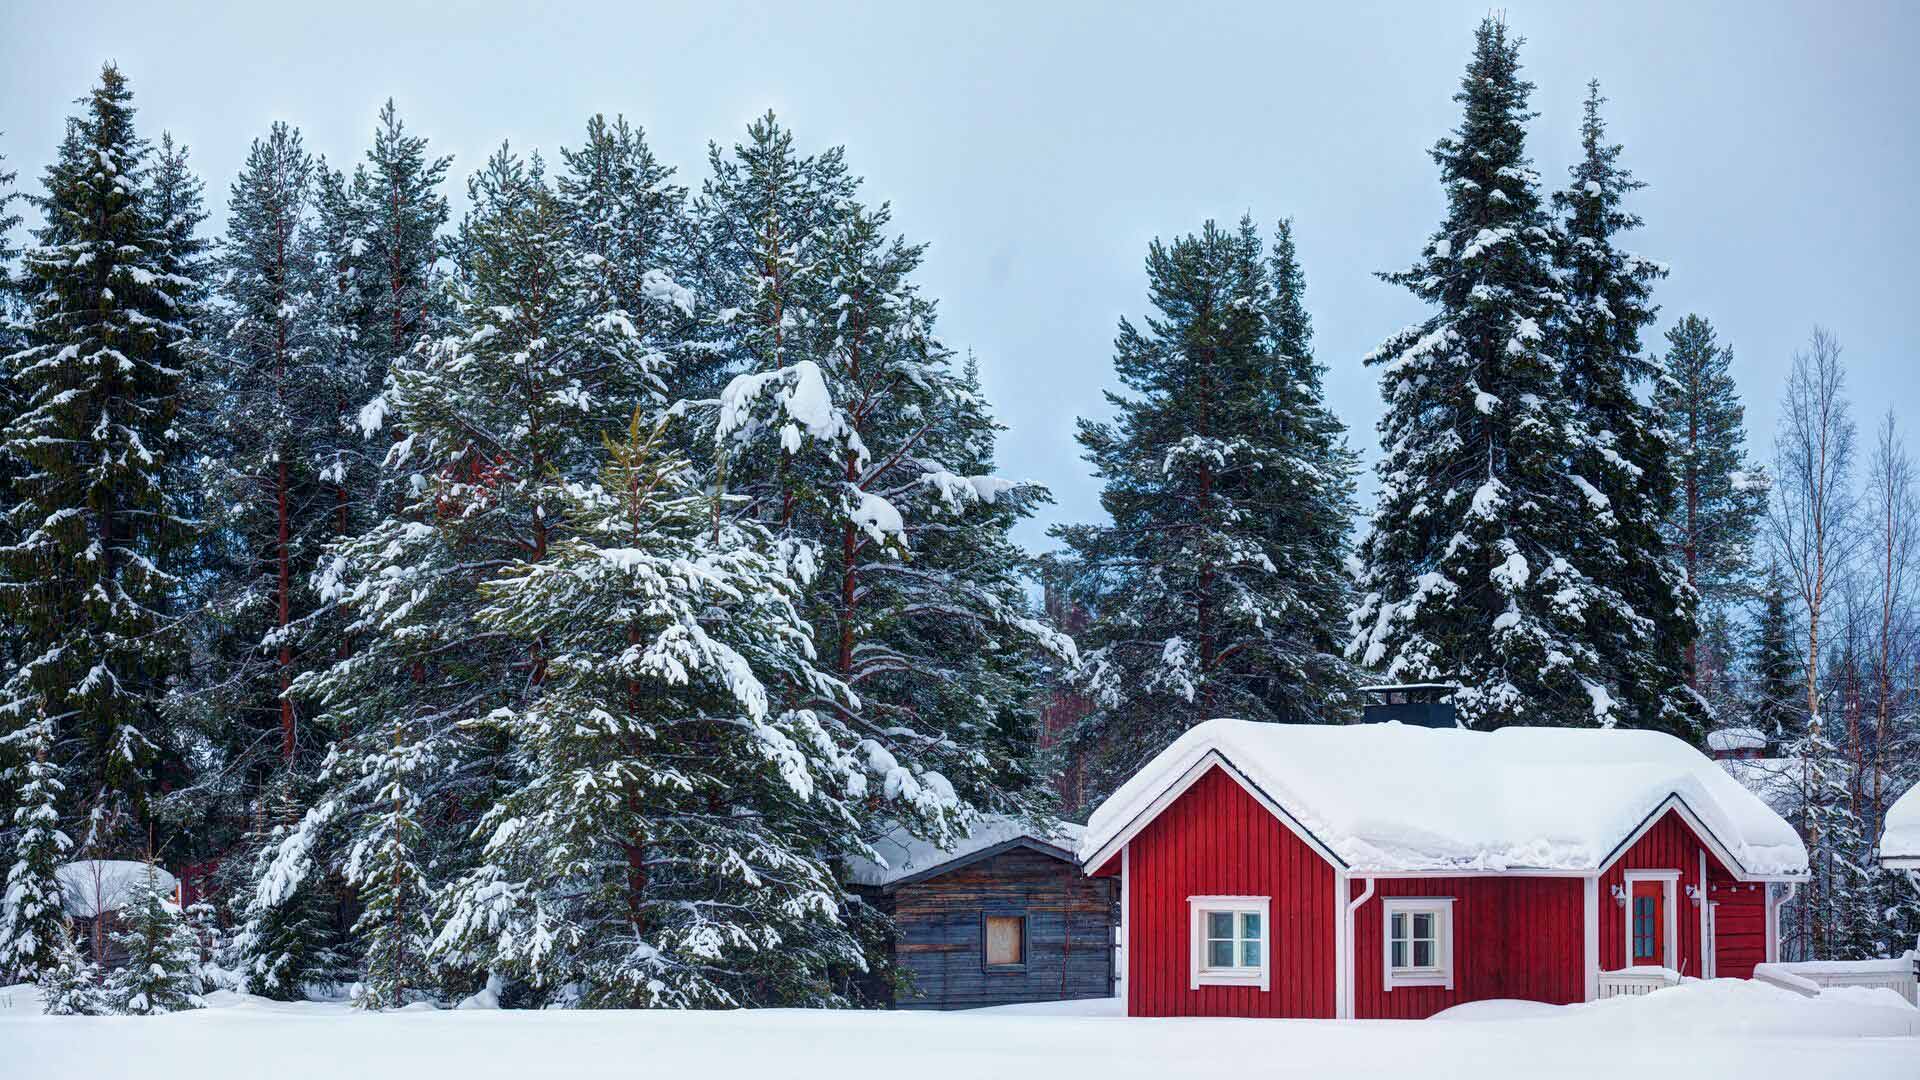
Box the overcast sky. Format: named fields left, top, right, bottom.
left=4, top=1, right=1915, bottom=551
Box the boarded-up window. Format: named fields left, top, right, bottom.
left=984, top=915, right=1025, bottom=967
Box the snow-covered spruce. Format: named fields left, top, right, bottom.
left=0, top=711, right=72, bottom=982
left=1549, top=81, right=1696, bottom=739
left=1349, top=20, right=1615, bottom=729
left=104, top=860, right=203, bottom=1015
left=1057, top=216, right=1356, bottom=795
left=431, top=414, right=869, bottom=1007
left=0, top=64, right=198, bottom=836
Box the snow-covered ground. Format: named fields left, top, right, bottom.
left=4, top=980, right=1915, bottom=1079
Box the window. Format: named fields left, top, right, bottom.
left=1382, top=897, right=1454, bottom=990
left=1188, top=896, right=1270, bottom=990
left=983, top=914, right=1026, bottom=970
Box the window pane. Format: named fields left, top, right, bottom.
left=1413, top=912, right=1433, bottom=940
left=1391, top=939, right=1406, bottom=968
left=1241, top=940, right=1261, bottom=968
left=1208, top=912, right=1234, bottom=939
left=1209, top=939, right=1234, bottom=968
left=1240, top=912, right=1262, bottom=940
left=985, top=916, right=1024, bottom=966
left=1390, top=912, right=1405, bottom=941
left=1413, top=939, right=1433, bottom=968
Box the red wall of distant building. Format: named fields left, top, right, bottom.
left=1349, top=876, right=1586, bottom=1019
left=1125, top=765, right=1336, bottom=1018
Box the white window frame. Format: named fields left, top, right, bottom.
left=1382, top=896, right=1455, bottom=991
left=1621, top=870, right=1680, bottom=970
left=1188, top=895, right=1270, bottom=991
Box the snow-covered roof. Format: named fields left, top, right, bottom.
left=1881, top=784, right=1920, bottom=867
left=1705, top=727, right=1770, bottom=753
left=57, top=860, right=178, bottom=918
left=1080, top=720, right=1808, bottom=878
left=847, top=816, right=1085, bottom=888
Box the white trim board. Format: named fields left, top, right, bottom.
left=1188, top=895, right=1271, bottom=992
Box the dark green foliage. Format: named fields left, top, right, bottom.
left=1351, top=19, right=1605, bottom=728
left=104, top=859, right=203, bottom=1013
left=1655, top=314, right=1768, bottom=611
left=1550, top=82, right=1697, bottom=739
left=0, top=65, right=197, bottom=840
left=1059, top=216, right=1355, bottom=794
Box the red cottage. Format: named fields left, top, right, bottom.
left=1080, top=714, right=1809, bottom=1019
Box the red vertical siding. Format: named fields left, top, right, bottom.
left=1126, top=765, right=1336, bottom=1017
left=1596, top=809, right=1725, bottom=977
left=1350, top=876, right=1586, bottom=1019
left=1708, top=872, right=1768, bottom=978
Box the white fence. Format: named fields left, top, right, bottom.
left=1753, top=953, right=1917, bottom=1006
left=1597, top=967, right=1679, bottom=999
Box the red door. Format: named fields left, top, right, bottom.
left=1631, top=881, right=1664, bottom=965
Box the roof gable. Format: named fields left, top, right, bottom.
left=847, top=816, right=1085, bottom=890
left=1080, top=720, right=1809, bottom=879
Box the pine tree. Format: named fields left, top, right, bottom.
left=0, top=711, right=71, bottom=981
left=1349, top=18, right=1608, bottom=728
left=694, top=116, right=1056, bottom=833
left=0, top=65, right=195, bottom=847
left=104, top=859, right=202, bottom=1014
left=39, top=925, right=107, bottom=1015
left=432, top=413, right=869, bottom=1007
left=1654, top=314, right=1768, bottom=626
left=1058, top=216, right=1355, bottom=792
left=300, top=144, right=661, bottom=1008
left=345, top=101, right=451, bottom=374
left=1550, top=82, right=1695, bottom=738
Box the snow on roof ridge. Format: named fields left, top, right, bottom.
left=846, top=815, right=1085, bottom=887
left=1080, top=718, right=1808, bottom=877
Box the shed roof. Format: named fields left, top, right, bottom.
left=847, top=816, right=1084, bottom=889
left=1080, top=719, right=1808, bottom=878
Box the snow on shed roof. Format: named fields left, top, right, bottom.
left=1705, top=727, right=1771, bottom=752
left=57, top=860, right=178, bottom=918
left=1882, top=784, right=1920, bottom=866
left=1080, top=720, right=1808, bottom=878
left=847, top=816, right=1084, bottom=889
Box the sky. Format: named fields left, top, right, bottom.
left=3, top=1, right=1916, bottom=553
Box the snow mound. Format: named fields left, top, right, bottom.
left=56, top=860, right=179, bottom=918
left=1882, top=783, right=1920, bottom=865
left=1081, top=720, right=1808, bottom=876
left=846, top=816, right=1084, bottom=888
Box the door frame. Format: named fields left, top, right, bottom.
left=1622, top=869, right=1680, bottom=969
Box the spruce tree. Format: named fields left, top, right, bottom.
left=1654, top=314, right=1768, bottom=620
left=0, top=711, right=71, bottom=982
left=104, top=859, right=202, bottom=1014
left=1750, top=564, right=1805, bottom=741
left=345, top=101, right=451, bottom=372
left=432, top=413, right=867, bottom=1007
left=0, top=65, right=195, bottom=847
left=1058, top=216, right=1355, bottom=792
left=1550, top=82, right=1695, bottom=738
left=38, top=925, right=107, bottom=1015
left=1349, top=18, right=1607, bottom=728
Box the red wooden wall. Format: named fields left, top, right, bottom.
left=1708, top=873, right=1768, bottom=978
left=1125, top=765, right=1336, bottom=1017
left=1596, top=809, right=1723, bottom=977
left=1349, top=876, right=1586, bottom=1019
